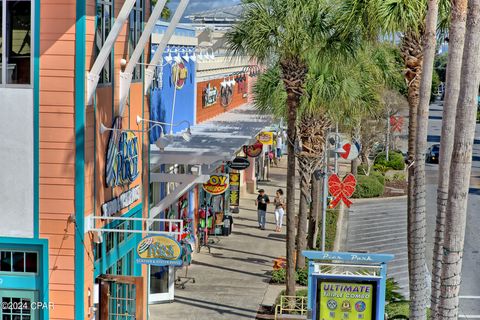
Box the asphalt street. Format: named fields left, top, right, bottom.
left=424, top=102, right=480, bottom=318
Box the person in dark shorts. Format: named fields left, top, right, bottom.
left=255, top=189, right=270, bottom=230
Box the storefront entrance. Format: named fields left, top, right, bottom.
left=149, top=266, right=175, bottom=302
left=98, top=275, right=143, bottom=320
left=0, top=290, right=38, bottom=320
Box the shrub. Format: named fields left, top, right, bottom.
left=271, top=268, right=286, bottom=283
left=352, top=175, right=384, bottom=198
left=375, top=151, right=405, bottom=170
left=296, top=268, right=308, bottom=286
left=373, top=163, right=389, bottom=173
left=370, top=170, right=385, bottom=185
left=357, top=164, right=369, bottom=175
left=386, top=277, right=406, bottom=303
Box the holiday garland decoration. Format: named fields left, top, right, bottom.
left=328, top=173, right=357, bottom=208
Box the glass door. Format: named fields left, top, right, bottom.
left=149, top=265, right=174, bottom=303
left=0, top=290, right=38, bottom=320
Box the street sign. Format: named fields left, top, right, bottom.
left=227, top=157, right=250, bottom=170
left=339, top=141, right=360, bottom=161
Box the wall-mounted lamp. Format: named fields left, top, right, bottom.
left=136, top=116, right=192, bottom=142
left=100, top=122, right=171, bottom=149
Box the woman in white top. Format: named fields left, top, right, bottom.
left=273, top=189, right=285, bottom=232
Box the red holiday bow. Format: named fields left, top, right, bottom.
left=390, top=116, right=404, bottom=133
left=328, top=173, right=357, bottom=208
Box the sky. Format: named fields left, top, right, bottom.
left=168, top=0, right=241, bottom=20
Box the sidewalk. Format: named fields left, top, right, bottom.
left=149, top=159, right=289, bottom=320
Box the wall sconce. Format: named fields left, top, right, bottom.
left=136, top=116, right=192, bottom=142
left=99, top=122, right=171, bottom=149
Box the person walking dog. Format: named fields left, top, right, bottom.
left=273, top=189, right=285, bottom=232
left=255, top=189, right=270, bottom=230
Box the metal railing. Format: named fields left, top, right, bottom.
left=275, top=295, right=308, bottom=320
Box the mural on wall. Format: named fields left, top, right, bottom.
left=202, top=83, right=218, bottom=108
left=172, top=62, right=188, bottom=89
left=105, top=116, right=139, bottom=187
left=236, top=73, right=247, bottom=95
left=220, top=83, right=234, bottom=107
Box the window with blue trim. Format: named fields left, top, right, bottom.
left=0, top=250, right=37, bottom=274
left=95, top=0, right=113, bottom=84
left=128, top=0, right=143, bottom=81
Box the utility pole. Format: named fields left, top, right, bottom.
left=321, top=131, right=330, bottom=252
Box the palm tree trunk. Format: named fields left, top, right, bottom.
left=410, top=1, right=439, bottom=319
left=296, top=173, right=309, bottom=268
left=307, top=173, right=321, bottom=249
left=431, top=0, right=468, bottom=316
left=438, top=1, right=480, bottom=317
left=280, top=58, right=307, bottom=296
left=401, top=30, right=422, bottom=317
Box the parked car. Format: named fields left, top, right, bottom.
left=426, top=144, right=440, bottom=163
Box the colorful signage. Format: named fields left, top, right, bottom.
left=229, top=173, right=240, bottom=207
left=136, top=236, right=183, bottom=266
left=339, top=141, right=361, bottom=161
left=243, top=142, right=263, bottom=158
left=202, top=174, right=229, bottom=195
left=105, top=116, right=139, bottom=187
left=227, top=157, right=250, bottom=170
left=328, top=174, right=357, bottom=208
left=202, top=83, right=218, bottom=107
left=319, top=282, right=373, bottom=320
left=172, top=62, right=188, bottom=89
left=257, top=131, right=274, bottom=145
left=101, top=185, right=141, bottom=217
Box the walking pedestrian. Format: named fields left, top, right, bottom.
left=276, top=132, right=283, bottom=160
left=273, top=189, right=285, bottom=232
left=255, top=189, right=270, bottom=230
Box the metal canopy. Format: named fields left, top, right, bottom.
left=149, top=104, right=273, bottom=217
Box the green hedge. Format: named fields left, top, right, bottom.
left=375, top=151, right=405, bottom=170
left=352, top=175, right=385, bottom=198
left=316, top=209, right=339, bottom=251
left=370, top=170, right=385, bottom=185
left=271, top=267, right=309, bottom=286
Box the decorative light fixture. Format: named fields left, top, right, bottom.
left=181, top=48, right=190, bottom=62
left=164, top=50, right=173, bottom=64
left=189, top=49, right=197, bottom=62
left=136, top=116, right=193, bottom=142
left=100, top=122, right=170, bottom=148
left=174, top=51, right=183, bottom=64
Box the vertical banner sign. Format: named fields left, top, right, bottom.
left=229, top=173, right=240, bottom=207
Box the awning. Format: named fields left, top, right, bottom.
left=150, top=104, right=273, bottom=168
left=148, top=104, right=273, bottom=218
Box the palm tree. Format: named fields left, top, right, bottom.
left=438, top=0, right=480, bottom=317
left=226, top=0, right=358, bottom=295
left=430, top=0, right=468, bottom=316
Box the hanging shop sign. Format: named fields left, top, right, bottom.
left=227, top=157, right=250, bottom=170
left=202, top=83, right=218, bottom=108
left=243, top=142, right=263, bottom=158
left=172, top=62, right=188, bottom=89
left=136, top=235, right=183, bottom=266
left=203, top=174, right=229, bottom=195
left=339, top=140, right=361, bottom=161
left=257, top=131, right=274, bottom=145
left=390, top=116, right=404, bottom=133
left=229, top=173, right=240, bottom=207
left=105, top=116, right=139, bottom=187
left=328, top=173, right=357, bottom=208
left=102, top=185, right=141, bottom=217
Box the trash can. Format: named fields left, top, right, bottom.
left=222, top=215, right=233, bottom=236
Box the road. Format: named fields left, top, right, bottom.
left=425, top=102, right=480, bottom=318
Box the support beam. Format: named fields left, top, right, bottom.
left=118, top=0, right=168, bottom=117
left=150, top=151, right=232, bottom=165
left=144, top=0, right=190, bottom=95
left=86, top=0, right=137, bottom=105
left=150, top=173, right=210, bottom=183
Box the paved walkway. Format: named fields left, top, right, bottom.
left=149, top=159, right=289, bottom=320
left=346, top=197, right=409, bottom=298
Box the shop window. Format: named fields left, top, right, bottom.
left=0, top=251, right=37, bottom=273
left=106, top=232, right=115, bottom=252
left=1, top=297, right=32, bottom=319
left=94, top=242, right=103, bottom=262
left=118, top=222, right=125, bottom=243
left=1, top=0, right=32, bottom=85
left=95, top=0, right=113, bottom=84
left=128, top=0, right=143, bottom=81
